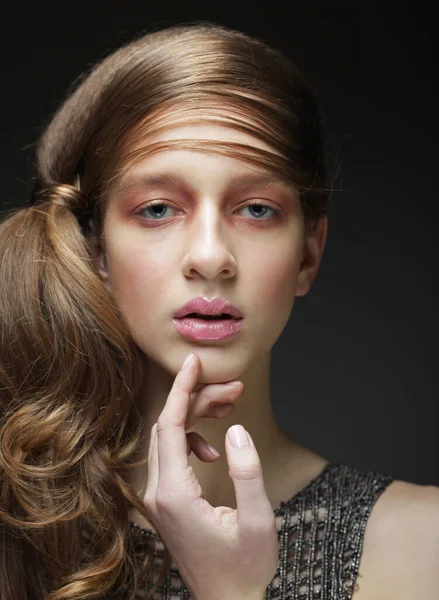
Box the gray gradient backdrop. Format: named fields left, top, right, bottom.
left=1, top=2, right=436, bottom=485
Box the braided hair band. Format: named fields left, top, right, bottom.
left=29, top=175, right=98, bottom=232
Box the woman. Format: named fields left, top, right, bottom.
left=0, top=20, right=437, bottom=600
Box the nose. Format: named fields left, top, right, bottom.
left=181, top=203, right=237, bottom=280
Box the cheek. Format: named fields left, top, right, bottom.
left=239, top=248, right=299, bottom=355
left=247, top=244, right=301, bottom=317
left=106, top=244, right=171, bottom=319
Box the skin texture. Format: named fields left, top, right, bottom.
left=350, top=480, right=439, bottom=599
left=92, top=119, right=329, bottom=524
left=90, top=117, right=439, bottom=598
left=141, top=352, right=280, bottom=600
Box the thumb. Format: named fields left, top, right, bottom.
left=225, top=425, right=272, bottom=530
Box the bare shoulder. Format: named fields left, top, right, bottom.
left=352, top=479, right=439, bottom=600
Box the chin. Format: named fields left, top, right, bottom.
left=196, top=364, right=245, bottom=385
left=195, top=375, right=237, bottom=388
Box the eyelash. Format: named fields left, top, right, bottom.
left=134, top=200, right=283, bottom=224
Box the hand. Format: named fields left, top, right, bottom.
left=142, top=353, right=279, bottom=600
left=182, top=369, right=244, bottom=463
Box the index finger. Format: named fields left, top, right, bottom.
left=156, top=353, right=200, bottom=482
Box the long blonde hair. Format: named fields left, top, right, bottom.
left=0, top=21, right=334, bottom=599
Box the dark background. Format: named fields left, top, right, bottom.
left=1, top=3, right=437, bottom=485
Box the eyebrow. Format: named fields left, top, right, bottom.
left=115, top=172, right=290, bottom=194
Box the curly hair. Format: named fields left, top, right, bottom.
left=0, top=20, right=334, bottom=599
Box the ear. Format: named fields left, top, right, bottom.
left=295, top=216, right=328, bottom=297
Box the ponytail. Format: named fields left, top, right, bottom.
left=0, top=194, right=167, bottom=599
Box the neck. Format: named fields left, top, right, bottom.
left=126, top=351, right=327, bottom=527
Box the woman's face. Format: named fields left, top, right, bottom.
left=95, top=122, right=316, bottom=384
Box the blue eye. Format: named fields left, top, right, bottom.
left=137, top=201, right=281, bottom=221
left=241, top=204, right=275, bottom=219
left=142, top=203, right=172, bottom=219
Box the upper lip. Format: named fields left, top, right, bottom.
left=173, top=297, right=244, bottom=319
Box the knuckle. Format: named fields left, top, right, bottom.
left=229, top=463, right=262, bottom=480
left=198, top=386, right=215, bottom=403
left=156, top=418, right=182, bottom=433
left=155, top=488, right=174, bottom=511
left=142, top=493, right=155, bottom=511
left=201, top=385, right=233, bottom=405
left=209, top=403, right=234, bottom=417
left=155, top=419, right=168, bottom=434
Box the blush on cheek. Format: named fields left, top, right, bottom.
left=108, top=257, right=173, bottom=346
left=108, top=248, right=169, bottom=309
left=251, top=253, right=298, bottom=317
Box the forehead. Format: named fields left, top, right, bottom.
left=115, top=141, right=290, bottom=197
left=115, top=163, right=289, bottom=200
left=137, top=121, right=275, bottom=154
left=127, top=101, right=282, bottom=154
left=104, top=103, right=293, bottom=200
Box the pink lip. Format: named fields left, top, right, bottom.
left=173, top=316, right=243, bottom=341
left=173, top=296, right=244, bottom=319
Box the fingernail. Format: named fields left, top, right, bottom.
left=227, top=424, right=250, bottom=448
left=225, top=381, right=241, bottom=387
left=207, top=444, right=220, bottom=458
left=182, top=353, right=195, bottom=369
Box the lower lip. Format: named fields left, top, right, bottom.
left=172, top=317, right=244, bottom=341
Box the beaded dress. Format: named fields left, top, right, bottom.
left=130, top=461, right=393, bottom=599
